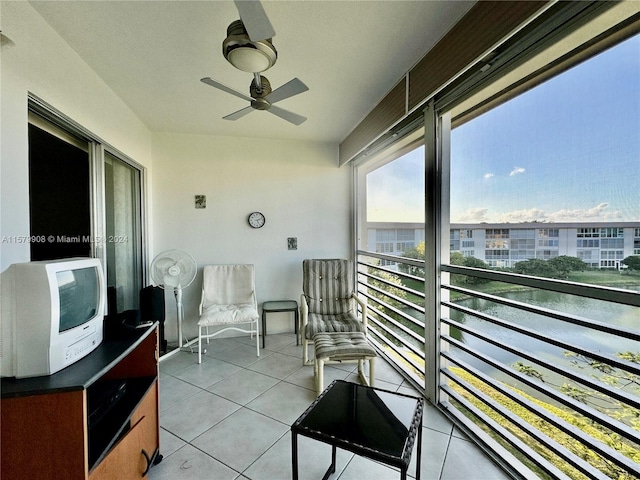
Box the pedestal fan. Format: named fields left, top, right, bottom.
left=150, top=250, right=197, bottom=350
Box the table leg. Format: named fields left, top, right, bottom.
left=294, top=309, right=299, bottom=345
left=261, top=311, right=266, bottom=348
left=292, top=431, right=299, bottom=480
left=416, top=416, right=423, bottom=480
left=320, top=445, right=336, bottom=480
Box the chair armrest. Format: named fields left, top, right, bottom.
left=300, top=293, right=309, bottom=329
left=351, top=292, right=368, bottom=332
left=198, top=288, right=205, bottom=315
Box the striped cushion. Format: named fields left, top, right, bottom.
left=302, top=259, right=354, bottom=315
left=314, top=332, right=376, bottom=360
left=304, top=312, right=365, bottom=339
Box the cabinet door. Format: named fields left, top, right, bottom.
left=89, top=417, right=147, bottom=480
left=89, top=384, right=158, bottom=480
left=130, top=381, right=159, bottom=463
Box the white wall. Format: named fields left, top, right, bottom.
left=0, top=1, right=153, bottom=270
left=0, top=1, right=352, bottom=345
left=151, top=133, right=351, bottom=342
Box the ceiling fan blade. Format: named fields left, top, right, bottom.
left=265, top=78, right=309, bottom=104
left=234, top=0, right=276, bottom=41
left=223, top=106, right=255, bottom=121
left=268, top=105, right=307, bottom=126
left=201, top=77, right=252, bottom=102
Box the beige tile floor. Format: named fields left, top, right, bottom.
left=150, top=333, right=512, bottom=480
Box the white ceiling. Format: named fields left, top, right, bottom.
left=30, top=1, right=475, bottom=144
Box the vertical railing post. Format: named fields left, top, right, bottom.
left=424, top=100, right=440, bottom=403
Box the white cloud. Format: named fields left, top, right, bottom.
left=452, top=202, right=623, bottom=224
left=497, top=208, right=547, bottom=223
left=509, top=167, right=526, bottom=176
left=483, top=173, right=494, bottom=179
left=454, top=208, right=490, bottom=223
left=546, top=203, right=622, bottom=222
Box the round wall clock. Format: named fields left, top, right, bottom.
left=248, top=211, right=265, bottom=228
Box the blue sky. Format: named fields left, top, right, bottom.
left=368, top=34, right=639, bottom=224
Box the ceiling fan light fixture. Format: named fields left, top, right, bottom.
left=225, top=44, right=276, bottom=73
left=223, top=20, right=277, bottom=73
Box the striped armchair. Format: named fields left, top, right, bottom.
left=300, top=259, right=367, bottom=365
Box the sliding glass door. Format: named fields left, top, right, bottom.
left=104, top=151, right=143, bottom=312
left=28, top=103, right=145, bottom=317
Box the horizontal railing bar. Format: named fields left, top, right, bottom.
left=442, top=354, right=640, bottom=477
left=445, top=284, right=640, bottom=341
left=442, top=265, right=640, bottom=307
left=441, top=369, right=608, bottom=480
left=358, top=269, right=425, bottom=303
left=442, top=316, right=640, bottom=411
left=442, top=337, right=640, bottom=444
left=368, top=331, right=424, bottom=375
left=365, top=307, right=425, bottom=357
left=439, top=397, right=569, bottom=480
left=368, top=319, right=424, bottom=361
left=442, top=302, right=640, bottom=378
left=358, top=276, right=426, bottom=313
left=358, top=291, right=424, bottom=336
left=358, top=250, right=425, bottom=270
left=357, top=259, right=426, bottom=290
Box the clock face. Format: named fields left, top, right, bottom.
left=248, top=211, right=265, bottom=228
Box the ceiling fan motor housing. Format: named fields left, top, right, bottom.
left=250, top=75, right=272, bottom=110
left=223, top=19, right=277, bottom=73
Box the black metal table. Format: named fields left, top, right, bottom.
left=291, top=380, right=424, bottom=480
left=261, top=300, right=299, bottom=348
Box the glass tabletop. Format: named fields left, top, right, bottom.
left=262, top=300, right=298, bottom=311
left=292, top=380, right=423, bottom=461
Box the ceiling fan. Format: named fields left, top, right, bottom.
left=201, top=0, right=309, bottom=125
left=201, top=75, right=308, bottom=125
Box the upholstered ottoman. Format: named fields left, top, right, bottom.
left=313, top=332, right=377, bottom=396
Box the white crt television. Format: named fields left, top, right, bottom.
left=1, top=257, right=105, bottom=378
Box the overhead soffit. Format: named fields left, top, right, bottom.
left=339, top=1, right=548, bottom=166
left=340, top=1, right=640, bottom=167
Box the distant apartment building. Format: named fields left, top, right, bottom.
left=366, top=222, right=640, bottom=269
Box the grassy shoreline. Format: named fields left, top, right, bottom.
left=449, top=270, right=639, bottom=301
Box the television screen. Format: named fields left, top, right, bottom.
left=56, top=267, right=100, bottom=332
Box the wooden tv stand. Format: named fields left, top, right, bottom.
left=1, top=324, right=161, bottom=479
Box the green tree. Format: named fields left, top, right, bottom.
left=401, top=241, right=425, bottom=276
left=449, top=253, right=490, bottom=285
left=368, top=268, right=407, bottom=310
left=513, top=258, right=558, bottom=278
left=547, top=255, right=586, bottom=278
left=449, top=251, right=465, bottom=265
left=449, top=251, right=466, bottom=286
left=462, top=256, right=491, bottom=284
left=364, top=261, right=408, bottom=312
left=621, top=255, right=640, bottom=271
left=364, top=262, right=412, bottom=348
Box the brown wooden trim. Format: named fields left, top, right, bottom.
left=408, top=1, right=548, bottom=111
left=340, top=78, right=406, bottom=166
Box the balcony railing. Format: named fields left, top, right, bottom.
left=357, top=251, right=640, bottom=480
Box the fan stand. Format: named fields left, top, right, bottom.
left=174, top=286, right=205, bottom=354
